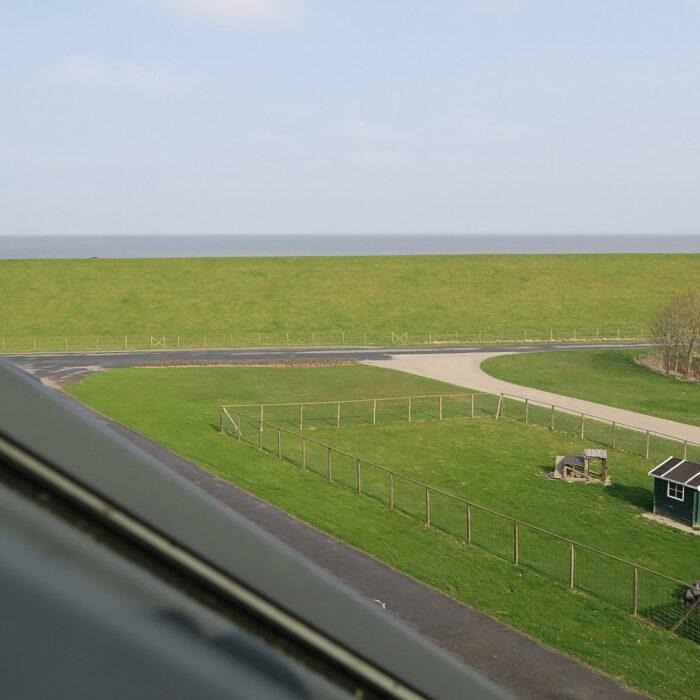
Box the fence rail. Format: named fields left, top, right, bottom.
left=497, top=392, right=700, bottom=464
left=222, top=393, right=498, bottom=431
left=220, top=408, right=699, bottom=644
left=223, top=389, right=700, bottom=464
left=0, top=326, right=651, bottom=353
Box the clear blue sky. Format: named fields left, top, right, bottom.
left=2, top=1, right=699, bottom=236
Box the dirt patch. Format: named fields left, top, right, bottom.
left=640, top=512, right=700, bottom=535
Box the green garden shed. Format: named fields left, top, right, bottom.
left=648, top=457, right=700, bottom=528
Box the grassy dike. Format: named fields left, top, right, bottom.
left=1, top=253, right=699, bottom=339
left=482, top=350, right=700, bottom=426
left=66, top=364, right=699, bottom=699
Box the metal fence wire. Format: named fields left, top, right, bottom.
left=221, top=407, right=698, bottom=644
left=0, top=326, right=651, bottom=353
left=496, top=392, right=700, bottom=464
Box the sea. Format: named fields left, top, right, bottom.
left=0, top=234, right=698, bottom=259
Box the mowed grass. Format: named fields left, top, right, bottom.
left=306, top=420, right=697, bottom=581
left=65, top=364, right=699, bottom=699
left=483, top=350, right=700, bottom=426
left=2, top=253, right=699, bottom=338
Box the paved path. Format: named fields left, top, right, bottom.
left=364, top=352, right=700, bottom=443
left=6, top=341, right=651, bottom=388
left=75, top=401, right=641, bottom=700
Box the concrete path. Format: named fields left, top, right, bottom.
left=76, top=401, right=642, bottom=700
left=364, top=352, right=700, bottom=443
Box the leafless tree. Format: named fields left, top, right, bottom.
left=650, top=288, right=700, bottom=380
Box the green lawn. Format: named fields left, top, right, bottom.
left=66, top=364, right=700, bottom=700
left=483, top=350, right=700, bottom=426
left=1, top=254, right=699, bottom=348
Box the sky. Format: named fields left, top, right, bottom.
left=1, top=1, right=699, bottom=236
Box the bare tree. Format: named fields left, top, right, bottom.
left=650, top=287, right=700, bottom=380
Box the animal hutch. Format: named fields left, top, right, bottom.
left=552, top=448, right=610, bottom=484
left=647, top=457, right=700, bottom=528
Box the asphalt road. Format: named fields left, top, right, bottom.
left=6, top=341, right=652, bottom=386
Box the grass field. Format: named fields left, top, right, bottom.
left=483, top=350, right=700, bottom=426
left=66, top=364, right=700, bottom=699
left=2, top=254, right=699, bottom=344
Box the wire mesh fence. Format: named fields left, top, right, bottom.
left=498, top=393, right=700, bottom=464
left=0, top=325, right=652, bottom=353
left=223, top=393, right=498, bottom=433
left=221, top=408, right=698, bottom=644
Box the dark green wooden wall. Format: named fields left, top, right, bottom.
left=653, top=479, right=698, bottom=526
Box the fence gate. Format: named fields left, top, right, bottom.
left=391, top=332, right=408, bottom=345
left=150, top=336, right=166, bottom=348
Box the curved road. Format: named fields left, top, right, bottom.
left=365, top=351, right=700, bottom=442
left=6, top=340, right=651, bottom=386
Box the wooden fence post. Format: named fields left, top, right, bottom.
left=580, top=413, right=585, bottom=439
left=569, top=543, right=575, bottom=590
left=551, top=404, right=555, bottom=430
left=299, top=403, right=303, bottom=430
left=513, top=521, right=519, bottom=565
left=525, top=399, right=529, bottom=425
left=373, top=399, right=377, bottom=426
left=425, top=488, right=430, bottom=525
left=408, top=397, right=412, bottom=423
left=258, top=421, right=262, bottom=450
left=327, top=448, right=332, bottom=481
left=301, top=438, right=306, bottom=469
left=277, top=430, right=281, bottom=458
left=632, top=566, right=638, bottom=616
left=219, top=408, right=224, bottom=434
left=684, top=441, right=688, bottom=460
left=439, top=395, right=443, bottom=420
left=471, top=393, right=474, bottom=419
left=356, top=459, right=362, bottom=494
left=389, top=473, right=394, bottom=509
left=612, top=422, right=616, bottom=448
left=466, top=504, right=472, bottom=545
left=337, top=401, right=341, bottom=428
left=495, top=394, right=503, bottom=420
left=236, top=413, right=241, bottom=440
left=645, top=431, right=650, bottom=459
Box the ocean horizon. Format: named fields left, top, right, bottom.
left=1, top=234, right=698, bottom=259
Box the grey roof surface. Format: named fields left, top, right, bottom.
left=648, top=457, right=700, bottom=489
left=583, top=449, right=607, bottom=459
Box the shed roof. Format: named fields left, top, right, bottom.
left=583, top=449, right=607, bottom=459
left=648, top=457, right=700, bottom=490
